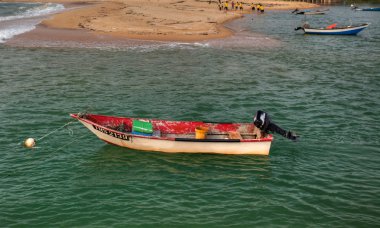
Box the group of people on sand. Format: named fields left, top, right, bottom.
left=217, top=1, right=265, bottom=13
left=254, top=3, right=265, bottom=13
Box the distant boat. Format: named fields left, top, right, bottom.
left=71, top=110, right=297, bottom=155
left=304, top=11, right=326, bottom=15
left=295, top=23, right=369, bottom=35
left=292, top=8, right=328, bottom=15
left=351, top=4, right=380, bottom=11
left=355, top=7, right=380, bottom=11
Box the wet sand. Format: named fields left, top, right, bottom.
left=7, top=18, right=283, bottom=49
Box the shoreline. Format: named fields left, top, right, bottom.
left=1, top=0, right=319, bottom=46
left=6, top=17, right=284, bottom=49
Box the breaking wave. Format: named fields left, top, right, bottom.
left=0, top=3, right=64, bottom=22
left=0, top=3, right=64, bottom=43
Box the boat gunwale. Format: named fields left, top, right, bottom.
left=70, top=113, right=273, bottom=143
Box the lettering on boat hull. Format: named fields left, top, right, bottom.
left=92, top=125, right=131, bottom=141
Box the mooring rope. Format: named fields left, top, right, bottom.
left=23, top=109, right=93, bottom=148
left=54, top=134, right=87, bottom=152
left=36, top=120, right=77, bottom=142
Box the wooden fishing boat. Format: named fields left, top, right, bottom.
left=71, top=111, right=297, bottom=155
left=295, top=23, right=369, bottom=35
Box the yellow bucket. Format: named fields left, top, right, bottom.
left=195, top=126, right=208, bottom=139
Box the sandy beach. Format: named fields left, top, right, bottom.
left=2, top=0, right=318, bottom=44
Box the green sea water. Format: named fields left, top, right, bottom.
left=1, top=5, right=380, bottom=227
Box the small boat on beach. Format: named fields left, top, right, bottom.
left=295, top=23, right=369, bottom=35
left=71, top=111, right=297, bottom=155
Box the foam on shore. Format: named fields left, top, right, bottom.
left=0, top=3, right=64, bottom=43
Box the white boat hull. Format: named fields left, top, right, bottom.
left=304, top=24, right=369, bottom=35
left=78, top=119, right=272, bottom=155
left=304, top=11, right=325, bottom=15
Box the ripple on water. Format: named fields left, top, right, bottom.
left=1, top=6, right=380, bottom=227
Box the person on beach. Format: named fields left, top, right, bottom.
left=251, top=3, right=256, bottom=11
left=235, top=2, right=239, bottom=10
left=231, top=1, right=235, bottom=10
left=259, top=4, right=264, bottom=13
left=239, top=2, right=243, bottom=11
left=224, top=1, right=229, bottom=12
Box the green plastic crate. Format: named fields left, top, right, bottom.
left=132, top=120, right=153, bottom=134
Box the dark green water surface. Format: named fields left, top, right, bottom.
left=1, top=6, right=380, bottom=227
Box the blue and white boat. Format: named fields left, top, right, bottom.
left=351, top=4, right=380, bottom=11
left=355, top=8, right=380, bottom=11
left=295, top=23, right=369, bottom=35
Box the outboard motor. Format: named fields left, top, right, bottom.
left=253, top=110, right=298, bottom=141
